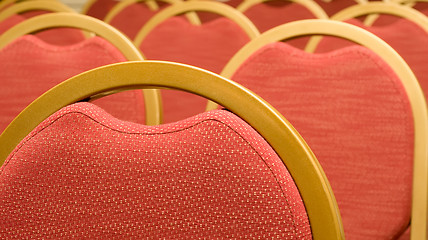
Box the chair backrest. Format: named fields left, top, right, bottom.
left=210, top=19, right=428, bottom=240
left=0, top=13, right=161, bottom=134
left=0, top=60, right=344, bottom=239
left=103, top=0, right=185, bottom=39
left=133, top=1, right=259, bottom=124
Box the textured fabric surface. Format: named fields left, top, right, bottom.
left=0, top=102, right=311, bottom=239
left=317, top=18, right=428, bottom=103
left=397, top=226, right=410, bottom=240
left=231, top=42, right=414, bottom=239
left=110, top=2, right=170, bottom=39
left=140, top=16, right=251, bottom=123
left=0, top=35, right=145, bottom=133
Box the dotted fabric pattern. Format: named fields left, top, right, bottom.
left=0, top=35, right=145, bottom=133
left=231, top=42, right=414, bottom=239
left=0, top=102, right=311, bottom=239
left=140, top=16, right=251, bottom=123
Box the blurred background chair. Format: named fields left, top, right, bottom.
left=207, top=19, right=428, bottom=240
left=133, top=1, right=259, bottom=123
left=0, top=12, right=161, bottom=134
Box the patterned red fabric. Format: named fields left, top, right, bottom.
left=0, top=102, right=311, bottom=239
left=85, top=0, right=118, bottom=20
left=140, top=16, right=251, bottom=123
left=109, top=2, right=170, bottom=39
left=317, top=18, right=428, bottom=103
left=230, top=42, right=414, bottom=239
left=0, top=35, right=145, bottom=134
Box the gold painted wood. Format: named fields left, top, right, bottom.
left=133, top=1, right=260, bottom=48
left=211, top=19, right=428, bottom=240
left=236, top=0, right=329, bottom=19
left=0, top=12, right=162, bottom=126
left=0, top=60, right=343, bottom=240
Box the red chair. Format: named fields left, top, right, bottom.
left=208, top=19, right=428, bottom=239
left=134, top=1, right=259, bottom=123
left=0, top=61, right=344, bottom=239
left=0, top=13, right=161, bottom=134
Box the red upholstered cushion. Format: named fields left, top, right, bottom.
left=317, top=18, right=428, bottom=103
left=0, top=35, right=145, bottom=133
left=140, top=16, right=251, bottom=123
left=109, top=2, right=170, bottom=39
left=231, top=42, right=414, bottom=239
left=397, top=226, right=410, bottom=240
left=0, top=102, right=311, bottom=239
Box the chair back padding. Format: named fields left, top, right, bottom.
left=0, top=102, right=312, bottom=239
left=229, top=42, right=414, bottom=239
left=0, top=35, right=145, bottom=133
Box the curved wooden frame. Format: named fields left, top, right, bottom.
left=133, top=1, right=260, bottom=47
left=305, top=2, right=428, bottom=52
left=0, top=60, right=344, bottom=240
left=210, top=19, right=428, bottom=240
left=103, top=0, right=201, bottom=26
left=236, top=0, right=329, bottom=20
left=0, top=0, right=75, bottom=23
left=0, top=12, right=162, bottom=126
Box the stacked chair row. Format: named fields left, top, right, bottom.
left=1, top=0, right=428, bottom=239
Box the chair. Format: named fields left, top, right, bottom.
left=207, top=19, right=428, bottom=240
left=0, top=0, right=86, bottom=45
left=0, top=60, right=344, bottom=239
left=103, top=0, right=190, bottom=40
left=0, top=13, right=161, bottom=134
left=134, top=1, right=259, bottom=123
